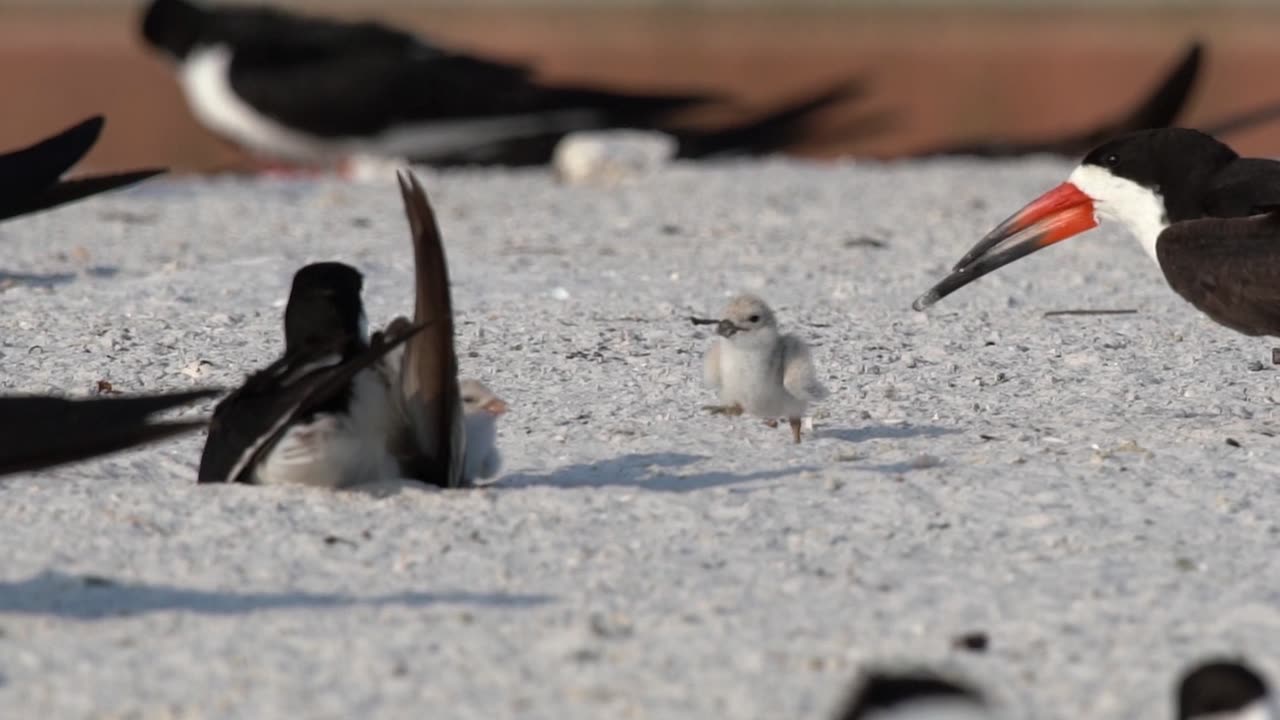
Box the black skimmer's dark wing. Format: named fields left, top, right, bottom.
left=911, top=42, right=1201, bottom=159
left=385, top=170, right=464, bottom=487
left=0, top=389, right=219, bottom=477
left=1155, top=212, right=1280, bottom=336
left=1178, top=659, right=1273, bottom=720
left=420, top=79, right=870, bottom=167
left=833, top=670, right=989, bottom=720
left=673, top=80, right=871, bottom=159
left=197, top=320, right=422, bottom=485
left=140, top=0, right=722, bottom=163
left=0, top=116, right=164, bottom=222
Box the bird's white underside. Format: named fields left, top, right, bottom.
left=711, top=333, right=815, bottom=419
left=1189, top=699, right=1278, bottom=720
left=180, top=45, right=603, bottom=162
left=462, top=412, right=501, bottom=481
left=255, top=368, right=399, bottom=488
left=1068, top=163, right=1170, bottom=266
left=857, top=698, right=990, bottom=720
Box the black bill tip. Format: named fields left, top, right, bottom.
left=911, top=290, right=941, bottom=312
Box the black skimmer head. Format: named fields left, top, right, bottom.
left=283, top=261, right=367, bottom=354
left=913, top=127, right=1239, bottom=311
left=834, top=671, right=989, bottom=720
left=141, top=0, right=211, bottom=61
left=1179, top=659, right=1274, bottom=720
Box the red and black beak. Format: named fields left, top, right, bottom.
left=912, top=182, right=1099, bottom=311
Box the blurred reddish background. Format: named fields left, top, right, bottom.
left=7, top=3, right=1280, bottom=174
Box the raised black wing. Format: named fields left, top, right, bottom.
left=1156, top=213, right=1280, bottom=337
left=389, top=171, right=465, bottom=487
left=0, top=389, right=219, bottom=477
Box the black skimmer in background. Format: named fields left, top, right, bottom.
left=139, top=0, right=863, bottom=168
left=909, top=42, right=1202, bottom=159
left=0, top=389, right=219, bottom=477
left=833, top=670, right=990, bottom=720
left=0, top=116, right=163, bottom=223
left=1178, top=659, right=1275, bottom=720
left=913, top=127, right=1280, bottom=342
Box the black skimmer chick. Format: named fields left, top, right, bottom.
left=139, top=0, right=861, bottom=168
left=0, top=116, right=163, bottom=222
left=0, top=389, right=218, bottom=477
left=458, top=378, right=507, bottom=482
left=834, top=670, right=990, bottom=720
left=699, top=293, right=828, bottom=444
left=913, top=127, right=1280, bottom=341
left=197, top=262, right=424, bottom=486
left=1179, top=659, right=1275, bottom=720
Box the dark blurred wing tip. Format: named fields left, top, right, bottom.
left=68, top=115, right=106, bottom=143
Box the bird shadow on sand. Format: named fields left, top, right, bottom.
left=0, top=270, right=76, bottom=289
left=501, top=452, right=818, bottom=492
left=0, top=570, right=554, bottom=620
left=816, top=424, right=958, bottom=444
left=0, top=266, right=118, bottom=290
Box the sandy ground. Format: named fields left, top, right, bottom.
left=1, top=158, right=1279, bottom=719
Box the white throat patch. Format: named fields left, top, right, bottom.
left=1068, top=163, right=1170, bottom=265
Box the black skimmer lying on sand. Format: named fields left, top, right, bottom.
left=196, top=263, right=423, bottom=486
left=910, top=41, right=1280, bottom=161
left=140, top=0, right=863, bottom=168
left=914, top=127, right=1280, bottom=342
left=834, top=671, right=989, bottom=720
left=1179, top=659, right=1275, bottom=720
left=0, top=389, right=218, bottom=477
left=912, top=41, right=1204, bottom=159
left=834, top=659, right=1274, bottom=720
left=0, top=116, right=163, bottom=223
left=199, top=171, right=466, bottom=488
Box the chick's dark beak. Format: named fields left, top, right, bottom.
left=716, top=319, right=740, bottom=338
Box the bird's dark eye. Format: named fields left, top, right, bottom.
left=462, top=396, right=475, bottom=404
left=1104, top=153, right=1120, bottom=167
left=748, top=314, right=760, bottom=323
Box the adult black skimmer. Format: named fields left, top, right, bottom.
left=0, top=116, right=163, bottom=222
left=833, top=670, right=989, bottom=720
left=1178, top=659, right=1275, bottom=720
left=199, top=171, right=466, bottom=488
left=0, top=389, right=219, bottom=477
left=196, top=263, right=423, bottom=486
left=913, top=127, right=1280, bottom=341
left=139, top=0, right=861, bottom=168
